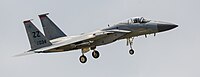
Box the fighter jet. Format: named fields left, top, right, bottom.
left=17, top=13, right=178, bottom=63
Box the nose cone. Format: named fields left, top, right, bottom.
left=157, top=22, right=178, bottom=32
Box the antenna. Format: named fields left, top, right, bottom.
left=108, top=24, right=110, bottom=27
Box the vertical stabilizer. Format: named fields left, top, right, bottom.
left=23, top=20, right=52, bottom=50
left=39, top=13, right=66, bottom=40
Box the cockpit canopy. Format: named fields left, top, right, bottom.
left=120, top=17, right=150, bottom=24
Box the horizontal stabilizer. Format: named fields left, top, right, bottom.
left=14, top=51, right=36, bottom=57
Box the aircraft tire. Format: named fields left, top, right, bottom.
left=129, top=49, right=134, bottom=55
left=79, top=55, right=87, bottom=63
left=92, top=50, right=100, bottom=59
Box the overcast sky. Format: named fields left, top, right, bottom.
left=0, top=0, right=199, bottom=77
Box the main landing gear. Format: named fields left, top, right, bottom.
left=92, top=50, right=100, bottom=59
left=91, top=46, right=100, bottom=59
left=79, top=47, right=100, bottom=64
left=79, top=55, right=87, bottom=63
left=127, top=37, right=135, bottom=55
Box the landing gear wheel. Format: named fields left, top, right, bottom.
left=92, top=50, right=100, bottom=59
left=79, top=55, right=87, bottom=63
left=129, top=49, right=134, bottom=55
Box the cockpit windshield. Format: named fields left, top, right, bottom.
left=120, top=17, right=150, bottom=24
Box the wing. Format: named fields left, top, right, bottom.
left=15, top=29, right=130, bottom=56
left=34, top=30, right=114, bottom=52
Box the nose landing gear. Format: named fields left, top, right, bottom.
left=127, top=37, right=135, bottom=55
left=129, top=49, right=134, bottom=55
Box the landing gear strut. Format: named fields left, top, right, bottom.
left=127, top=37, right=135, bottom=55
left=79, top=48, right=90, bottom=64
